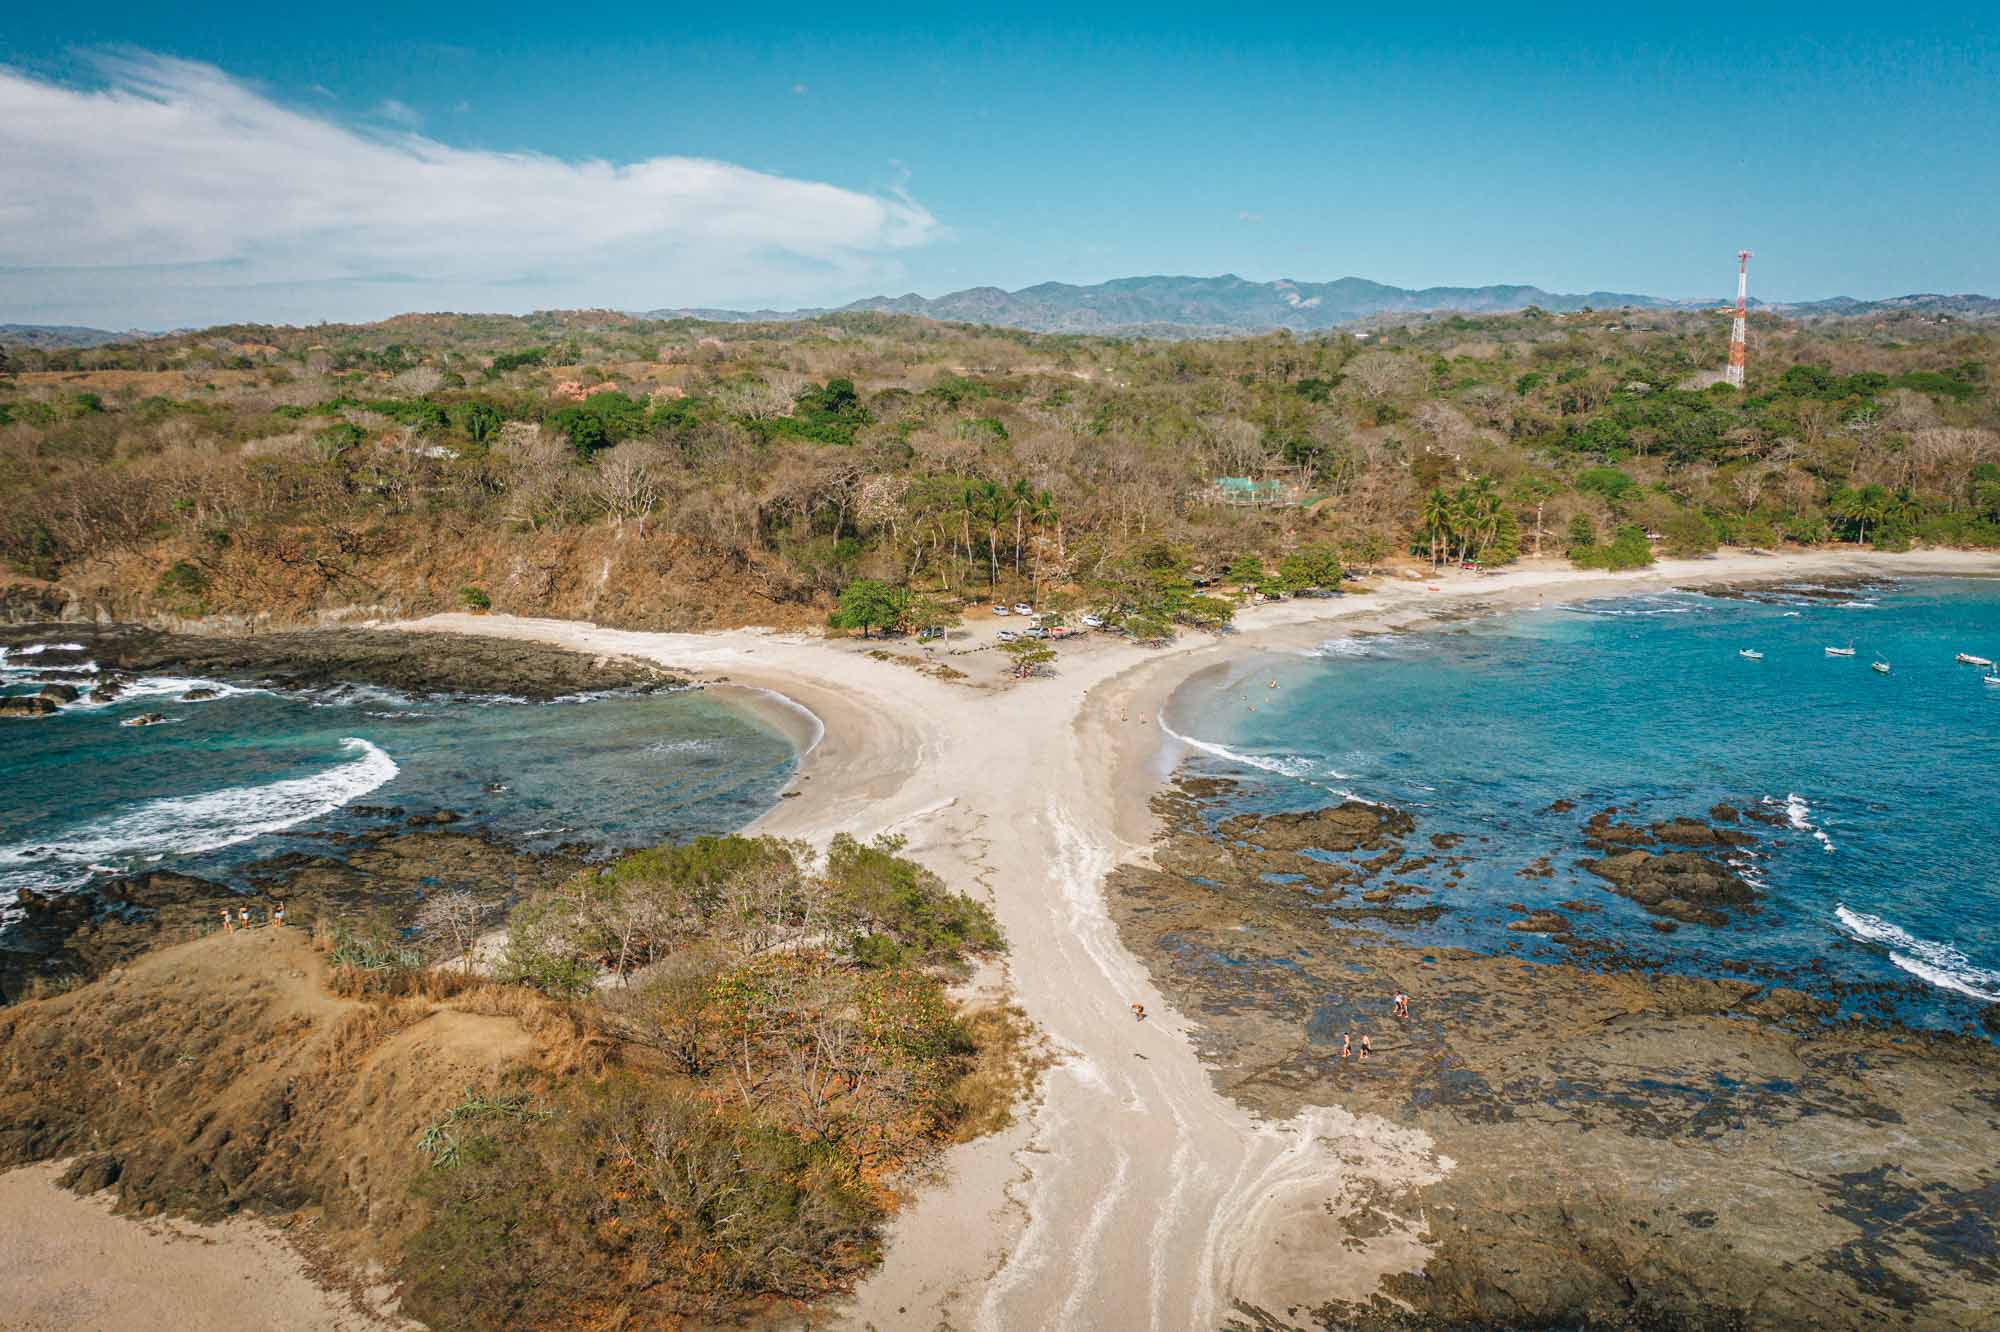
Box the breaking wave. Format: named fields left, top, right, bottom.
left=1835, top=906, right=2000, bottom=1003
left=0, top=738, right=398, bottom=898
left=1767, top=792, right=1835, bottom=853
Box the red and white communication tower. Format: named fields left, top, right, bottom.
left=1725, top=249, right=1753, bottom=388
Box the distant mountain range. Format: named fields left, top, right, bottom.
left=0, top=323, right=154, bottom=349
left=5, top=280, right=1995, bottom=349
left=644, top=275, right=2000, bottom=335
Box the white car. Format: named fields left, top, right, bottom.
left=1012, top=603, right=1034, bottom=616
left=1080, top=614, right=1104, bottom=629
left=991, top=605, right=1009, bottom=616
left=996, top=629, right=1020, bottom=643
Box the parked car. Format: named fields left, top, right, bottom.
left=1080, top=614, right=1105, bottom=629
left=917, top=626, right=944, bottom=642
left=996, top=629, right=1020, bottom=643
left=1012, top=603, right=1034, bottom=616
left=1025, top=626, right=1048, bottom=639
left=991, top=605, right=1009, bottom=616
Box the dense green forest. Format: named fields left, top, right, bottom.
left=2, top=303, right=1994, bottom=630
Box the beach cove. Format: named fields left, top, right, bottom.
left=5, top=545, right=2000, bottom=1330
left=394, top=545, right=2000, bottom=1329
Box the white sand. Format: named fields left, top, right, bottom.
left=387, top=548, right=2000, bottom=1330
left=7, top=548, right=1993, bottom=1331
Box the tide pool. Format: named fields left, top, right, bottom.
left=1163, top=576, right=2000, bottom=1033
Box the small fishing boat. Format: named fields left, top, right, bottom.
left=1872, top=659, right=1892, bottom=674
left=1738, top=649, right=1764, bottom=661
left=1825, top=644, right=1856, bottom=657
left=1956, top=652, right=1995, bottom=667
left=1986, top=673, right=2000, bottom=687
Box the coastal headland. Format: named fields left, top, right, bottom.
left=4, top=546, right=1999, bottom=1330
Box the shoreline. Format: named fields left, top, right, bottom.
left=384, top=546, right=2000, bottom=1330
left=7, top=546, right=1998, bottom=1331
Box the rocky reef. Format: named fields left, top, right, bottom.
left=1115, top=775, right=2000, bottom=1330
left=0, top=817, right=584, bottom=1003
left=1, top=622, right=683, bottom=701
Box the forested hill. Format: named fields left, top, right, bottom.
left=1, top=304, right=1995, bottom=635
left=641, top=274, right=2000, bottom=336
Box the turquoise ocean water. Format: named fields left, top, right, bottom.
left=0, top=659, right=796, bottom=916
left=1163, top=576, right=2000, bottom=1034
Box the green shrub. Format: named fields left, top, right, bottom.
left=154, top=560, right=210, bottom=601
left=826, top=832, right=1002, bottom=967
left=459, top=586, right=491, bottom=611
left=1575, top=466, right=1637, bottom=501
left=1659, top=509, right=1719, bottom=558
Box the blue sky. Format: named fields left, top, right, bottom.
left=3, top=3, right=1995, bottom=327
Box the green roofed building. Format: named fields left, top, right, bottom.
left=1208, top=476, right=1296, bottom=506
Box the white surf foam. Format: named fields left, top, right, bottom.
left=1768, top=792, right=1835, bottom=853
left=1835, top=906, right=2000, bottom=1003
left=1155, top=714, right=1375, bottom=804
left=0, top=738, right=398, bottom=895
left=78, top=675, right=258, bottom=706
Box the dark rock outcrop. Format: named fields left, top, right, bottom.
left=1582, top=850, right=1757, bottom=925
left=1, top=623, right=686, bottom=700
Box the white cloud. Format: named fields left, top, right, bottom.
left=0, top=53, right=940, bottom=327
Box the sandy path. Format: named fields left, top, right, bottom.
left=392, top=549, right=2000, bottom=1329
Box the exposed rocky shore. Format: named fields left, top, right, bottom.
left=0, top=816, right=585, bottom=1003
left=1, top=621, right=684, bottom=702
left=1113, top=775, right=2000, bottom=1330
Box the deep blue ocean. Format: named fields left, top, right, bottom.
left=0, top=656, right=796, bottom=916
left=1164, top=576, right=2000, bottom=1034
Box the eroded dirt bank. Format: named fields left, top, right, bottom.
left=1111, top=776, right=2000, bottom=1330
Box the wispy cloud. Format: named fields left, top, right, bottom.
left=0, top=53, right=939, bottom=326
left=375, top=97, right=423, bottom=127
left=1237, top=210, right=1264, bottom=224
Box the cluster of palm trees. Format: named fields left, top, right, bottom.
left=896, top=477, right=1062, bottom=589
left=1417, top=476, right=1506, bottom=570
left=1827, top=484, right=1914, bottom=546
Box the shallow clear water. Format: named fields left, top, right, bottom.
left=1164, top=576, right=2000, bottom=1033
left=0, top=661, right=796, bottom=912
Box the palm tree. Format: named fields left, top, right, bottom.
left=1011, top=479, right=1032, bottom=576
left=1832, top=485, right=1889, bottom=545
left=1419, top=487, right=1453, bottom=571
left=1454, top=477, right=1500, bottom=564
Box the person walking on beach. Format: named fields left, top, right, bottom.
left=220, top=907, right=233, bottom=936
left=271, top=902, right=285, bottom=930
left=1394, top=991, right=1409, bottom=1020
left=238, top=905, right=250, bottom=932
left=1340, top=1033, right=1353, bottom=1060
left=1131, top=1002, right=1146, bottom=1021
left=1359, top=1034, right=1373, bottom=1061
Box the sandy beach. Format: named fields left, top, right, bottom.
left=392, top=547, right=2000, bottom=1330
left=7, top=546, right=1998, bottom=1330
